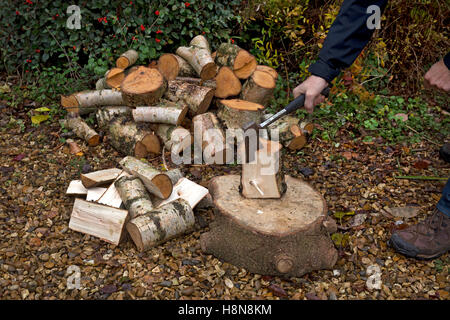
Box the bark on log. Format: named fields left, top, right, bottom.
left=119, top=156, right=173, bottom=199
left=96, top=106, right=132, bottom=130
left=267, top=115, right=307, bottom=150
left=200, top=175, right=338, bottom=277
left=176, top=35, right=217, bottom=80
left=164, top=80, right=215, bottom=116
left=154, top=124, right=192, bottom=155
left=174, top=77, right=216, bottom=89
left=126, top=199, right=195, bottom=252
left=164, top=168, right=184, bottom=185
left=217, top=99, right=264, bottom=129
left=61, top=90, right=124, bottom=115
left=240, top=70, right=276, bottom=107
left=108, top=116, right=161, bottom=158
left=95, top=77, right=109, bottom=90
left=81, top=168, right=123, bottom=188
left=121, top=66, right=166, bottom=106
left=132, top=100, right=189, bottom=125
left=116, top=49, right=139, bottom=69
left=157, top=53, right=196, bottom=80
left=192, top=112, right=231, bottom=164
left=69, top=198, right=129, bottom=245
left=214, top=43, right=257, bottom=79
left=64, top=113, right=100, bottom=147
left=115, top=175, right=154, bottom=219
left=214, top=66, right=242, bottom=99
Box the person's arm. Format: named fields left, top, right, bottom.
left=294, top=0, right=388, bottom=112
left=424, top=52, right=450, bottom=92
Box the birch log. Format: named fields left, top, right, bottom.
left=116, top=49, right=139, bottom=69
left=157, top=53, right=196, bottom=80
left=132, top=100, right=189, bottom=125
left=154, top=124, right=192, bottom=155
left=176, top=35, right=217, bottom=80
left=119, top=156, right=173, bottom=199
left=164, top=80, right=215, bottom=116
left=115, top=176, right=154, bottom=219
left=96, top=106, right=132, bottom=130
left=126, top=199, right=195, bottom=252
left=214, top=43, right=257, bottom=79
left=61, top=90, right=124, bottom=115
left=121, top=66, right=166, bottom=106
left=175, top=77, right=216, bottom=89
left=64, top=113, right=100, bottom=147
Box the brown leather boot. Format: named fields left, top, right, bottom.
left=389, top=208, right=450, bottom=259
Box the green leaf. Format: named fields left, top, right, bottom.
left=31, top=114, right=49, bottom=125
left=333, top=211, right=355, bottom=219
left=34, top=107, right=50, bottom=112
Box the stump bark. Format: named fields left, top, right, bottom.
left=201, top=175, right=338, bottom=277
left=164, top=80, right=215, bottom=116
left=95, top=106, right=131, bottom=130
left=154, top=124, right=192, bottom=155
left=267, top=115, right=307, bottom=151
left=121, top=66, right=166, bottom=106
left=214, top=43, right=257, bottom=79
left=115, top=175, right=154, bottom=219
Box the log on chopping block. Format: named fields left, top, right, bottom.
left=214, top=66, right=242, bottom=99
left=175, top=77, right=216, bottom=89
left=267, top=115, right=307, bottom=150
left=61, top=90, right=124, bottom=115
left=157, top=53, right=196, bottom=80
left=154, top=124, right=192, bottom=155
left=240, top=138, right=286, bottom=199
left=121, top=66, right=166, bottom=106
left=164, top=80, right=215, bottom=116
left=217, top=99, right=264, bottom=129
left=96, top=106, right=132, bottom=130
left=115, top=175, right=154, bottom=219
left=255, top=65, right=278, bottom=80
left=200, top=175, right=338, bottom=277
left=176, top=35, right=217, bottom=80
left=116, top=49, right=139, bottom=69
left=214, top=43, right=257, bottom=79
left=63, top=113, right=100, bottom=147
left=108, top=116, right=161, bottom=158
left=80, top=168, right=123, bottom=188
left=69, top=198, right=129, bottom=245
left=132, top=100, right=189, bottom=126
left=192, top=112, right=231, bottom=164
left=240, top=69, right=276, bottom=107
left=119, top=156, right=173, bottom=199
left=126, top=198, right=195, bottom=252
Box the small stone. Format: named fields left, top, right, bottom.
left=101, top=284, right=117, bottom=294
left=135, top=287, right=145, bottom=297
left=44, top=261, right=54, bottom=269
left=181, top=287, right=194, bottom=296
left=122, top=283, right=132, bottom=291
left=183, top=280, right=193, bottom=286
left=81, top=163, right=92, bottom=174
left=160, top=280, right=172, bottom=287
left=8, top=284, right=19, bottom=291
left=224, top=278, right=234, bottom=289
left=39, top=253, right=50, bottom=261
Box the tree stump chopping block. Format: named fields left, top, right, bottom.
left=200, top=175, right=338, bottom=277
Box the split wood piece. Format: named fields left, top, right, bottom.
left=98, top=171, right=130, bottom=208
left=164, top=80, right=215, bottom=116
left=121, top=66, right=166, bottom=106
left=86, top=187, right=107, bottom=202
left=66, top=139, right=82, bottom=155
left=201, top=175, right=338, bottom=277
left=69, top=198, right=129, bottom=246
left=192, top=112, right=231, bottom=164
left=108, top=116, right=161, bottom=158
left=268, top=115, right=307, bottom=150
left=119, top=156, right=173, bottom=199
left=157, top=53, right=196, bottom=80
left=154, top=177, right=209, bottom=209
left=240, top=138, right=285, bottom=199
left=217, top=99, right=264, bottom=129
left=132, top=100, right=189, bottom=126
left=240, top=70, right=276, bottom=107
left=214, top=66, right=241, bottom=99
left=96, top=106, right=132, bottom=130
left=255, top=65, right=278, bottom=80
left=105, top=68, right=126, bottom=89
left=154, top=124, right=192, bottom=155
left=175, top=77, right=216, bottom=89
left=176, top=35, right=217, bottom=80
left=64, top=113, right=100, bottom=147
left=61, top=90, right=124, bottom=115
left=81, top=168, right=123, bottom=188
left=66, top=180, right=88, bottom=196
left=300, top=121, right=314, bottom=135
left=115, top=175, right=154, bottom=219
left=214, top=43, right=257, bottom=79
left=126, top=199, right=195, bottom=252
left=116, top=49, right=139, bottom=69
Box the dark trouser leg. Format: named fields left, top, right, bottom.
left=436, top=179, right=450, bottom=218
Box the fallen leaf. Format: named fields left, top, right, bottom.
left=413, top=160, right=431, bottom=170
left=342, top=151, right=353, bottom=160
left=385, top=206, right=421, bottom=219
left=34, top=107, right=51, bottom=112
left=268, top=284, right=287, bottom=297
left=31, top=114, right=49, bottom=125
left=349, top=214, right=367, bottom=227
left=13, top=154, right=25, bottom=161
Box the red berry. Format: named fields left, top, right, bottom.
left=231, top=39, right=234, bottom=44
left=155, top=10, right=159, bottom=15
left=156, top=29, right=162, bottom=34
left=35, top=49, right=40, bottom=53
left=155, top=38, right=161, bottom=43
left=73, top=46, right=76, bottom=50
left=140, top=24, right=145, bottom=31
left=16, top=11, right=20, bottom=15
left=185, top=2, right=190, bottom=7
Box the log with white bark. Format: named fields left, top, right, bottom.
left=119, top=156, right=173, bottom=199
left=95, top=77, right=109, bottom=90
left=116, top=49, right=139, bottom=69
left=126, top=199, right=195, bottom=252
left=193, top=112, right=231, bottom=164
left=154, top=177, right=209, bottom=209
left=164, top=168, right=184, bottom=185
left=157, top=53, right=196, bottom=80
left=240, top=70, right=276, bottom=107
left=217, top=99, right=264, bottom=129
left=115, top=175, right=154, bottom=219
left=80, top=168, right=123, bottom=188
left=66, top=180, right=88, bottom=196
left=175, top=77, right=216, bottom=89
left=164, top=80, right=215, bottom=116
left=69, top=198, right=129, bottom=245
left=214, top=43, right=257, bottom=79
left=64, top=113, right=100, bottom=147
left=176, top=35, right=217, bottom=80
left=132, top=100, right=189, bottom=126
left=154, top=124, right=192, bottom=155
left=61, top=90, right=124, bottom=115
left=95, top=106, right=132, bottom=130
left=97, top=171, right=130, bottom=208
left=121, top=66, right=166, bottom=106
left=214, top=66, right=242, bottom=99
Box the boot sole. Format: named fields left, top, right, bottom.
left=388, top=235, right=447, bottom=260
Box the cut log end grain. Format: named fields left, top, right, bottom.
left=255, top=65, right=278, bottom=80
left=240, top=70, right=276, bottom=107
left=164, top=80, right=215, bottom=116
left=286, top=126, right=307, bottom=150
left=158, top=54, right=195, bottom=80
left=219, top=99, right=265, bottom=111
left=121, top=66, right=166, bottom=106
left=199, top=62, right=217, bottom=81
left=233, top=51, right=257, bottom=79
left=106, top=67, right=125, bottom=88
left=251, top=70, right=276, bottom=89
left=217, top=99, right=264, bottom=129
left=141, top=134, right=161, bottom=155
left=61, top=95, right=79, bottom=113
left=116, top=49, right=139, bottom=69
left=300, top=121, right=314, bottom=134
left=214, top=66, right=242, bottom=98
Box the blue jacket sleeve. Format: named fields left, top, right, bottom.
left=309, top=0, right=388, bottom=83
